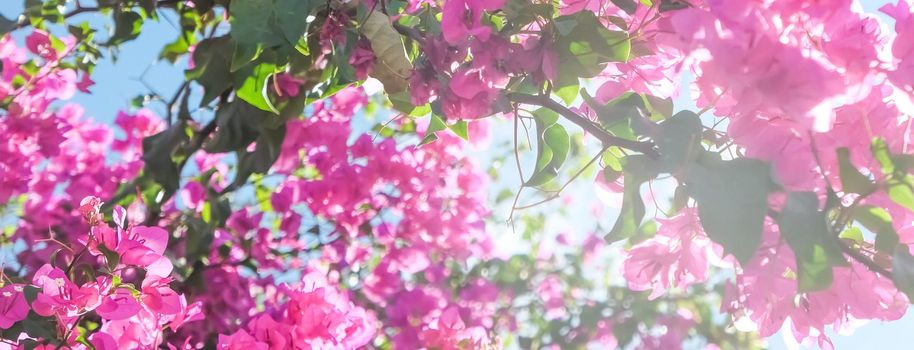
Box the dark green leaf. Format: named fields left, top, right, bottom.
left=107, top=10, right=143, bottom=46
left=185, top=217, right=215, bottom=263
left=142, top=122, right=191, bottom=197
left=611, top=0, right=638, bottom=14
left=684, top=156, right=773, bottom=264
left=206, top=99, right=271, bottom=153
left=22, top=312, right=57, bottom=341
left=234, top=124, right=287, bottom=186
left=892, top=246, right=914, bottom=302
left=186, top=36, right=234, bottom=106
left=275, top=0, right=315, bottom=44
left=837, top=148, right=876, bottom=195
left=231, top=42, right=261, bottom=72
left=97, top=244, right=121, bottom=272
left=502, top=0, right=553, bottom=28
left=0, top=14, right=16, bottom=37
left=229, top=0, right=285, bottom=47
left=22, top=285, right=40, bottom=305
left=655, top=110, right=702, bottom=173
left=659, top=0, right=690, bottom=12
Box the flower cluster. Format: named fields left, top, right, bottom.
left=1, top=197, right=203, bottom=349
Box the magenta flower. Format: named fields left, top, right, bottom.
left=440, top=0, right=506, bottom=45
left=0, top=284, right=30, bottom=329
left=30, top=264, right=102, bottom=318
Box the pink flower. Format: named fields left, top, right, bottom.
left=96, top=289, right=142, bottom=321
left=30, top=264, right=102, bottom=318
left=622, top=208, right=713, bottom=299
left=89, top=332, right=119, bottom=350
left=0, top=284, right=30, bottom=329
left=90, top=224, right=173, bottom=278
left=349, top=40, right=375, bottom=81
left=440, top=0, right=506, bottom=45
left=274, top=73, right=304, bottom=98
left=26, top=30, right=57, bottom=60
left=218, top=330, right=269, bottom=350
left=141, top=278, right=182, bottom=316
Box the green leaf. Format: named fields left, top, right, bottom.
left=840, top=227, right=864, bottom=243
left=360, top=10, right=413, bottom=93
left=187, top=36, right=234, bottom=106
left=234, top=61, right=279, bottom=113
left=837, top=148, right=876, bottom=195
left=776, top=192, right=846, bottom=292
left=22, top=286, right=40, bottom=306
left=554, top=11, right=631, bottom=79
left=205, top=99, right=269, bottom=153
left=611, top=0, right=638, bottom=14
left=669, top=183, right=688, bottom=214
left=872, top=138, right=895, bottom=174
left=449, top=120, right=469, bottom=140
left=420, top=114, right=448, bottom=145
left=142, top=122, right=191, bottom=197
left=655, top=110, right=702, bottom=173
left=107, top=10, right=143, bottom=46
left=553, top=75, right=579, bottom=104
left=853, top=205, right=899, bottom=253
left=888, top=177, right=914, bottom=212
left=892, top=246, right=914, bottom=302
left=275, top=0, right=315, bottom=44
left=234, top=124, right=287, bottom=186
left=684, top=156, right=773, bottom=264
left=185, top=217, right=215, bottom=263
left=231, top=42, right=262, bottom=72
left=502, top=0, right=554, bottom=28
left=0, top=14, right=17, bottom=37
left=838, top=227, right=863, bottom=243
left=97, top=244, right=121, bottom=272
left=659, top=0, right=690, bottom=12
left=229, top=0, right=285, bottom=47
left=22, top=312, right=57, bottom=341
left=526, top=123, right=570, bottom=187
left=160, top=32, right=197, bottom=63
left=606, top=155, right=659, bottom=242
left=531, top=108, right=559, bottom=127
left=871, top=138, right=914, bottom=212
left=582, top=91, right=645, bottom=139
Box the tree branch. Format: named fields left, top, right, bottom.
left=506, top=92, right=659, bottom=158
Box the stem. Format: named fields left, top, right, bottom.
left=506, top=93, right=659, bottom=158
left=840, top=241, right=893, bottom=278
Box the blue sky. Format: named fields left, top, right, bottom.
left=2, top=1, right=914, bottom=349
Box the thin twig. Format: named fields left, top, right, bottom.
left=506, top=93, right=659, bottom=157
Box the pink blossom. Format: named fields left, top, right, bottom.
left=622, top=208, right=713, bottom=299
left=30, top=264, right=101, bottom=318
left=0, top=284, right=30, bottom=329
left=440, top=0, right=506, bottom=45
left=274, top=73, right=304, bottom=98
left=96, top=289, right=143, bottom=321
